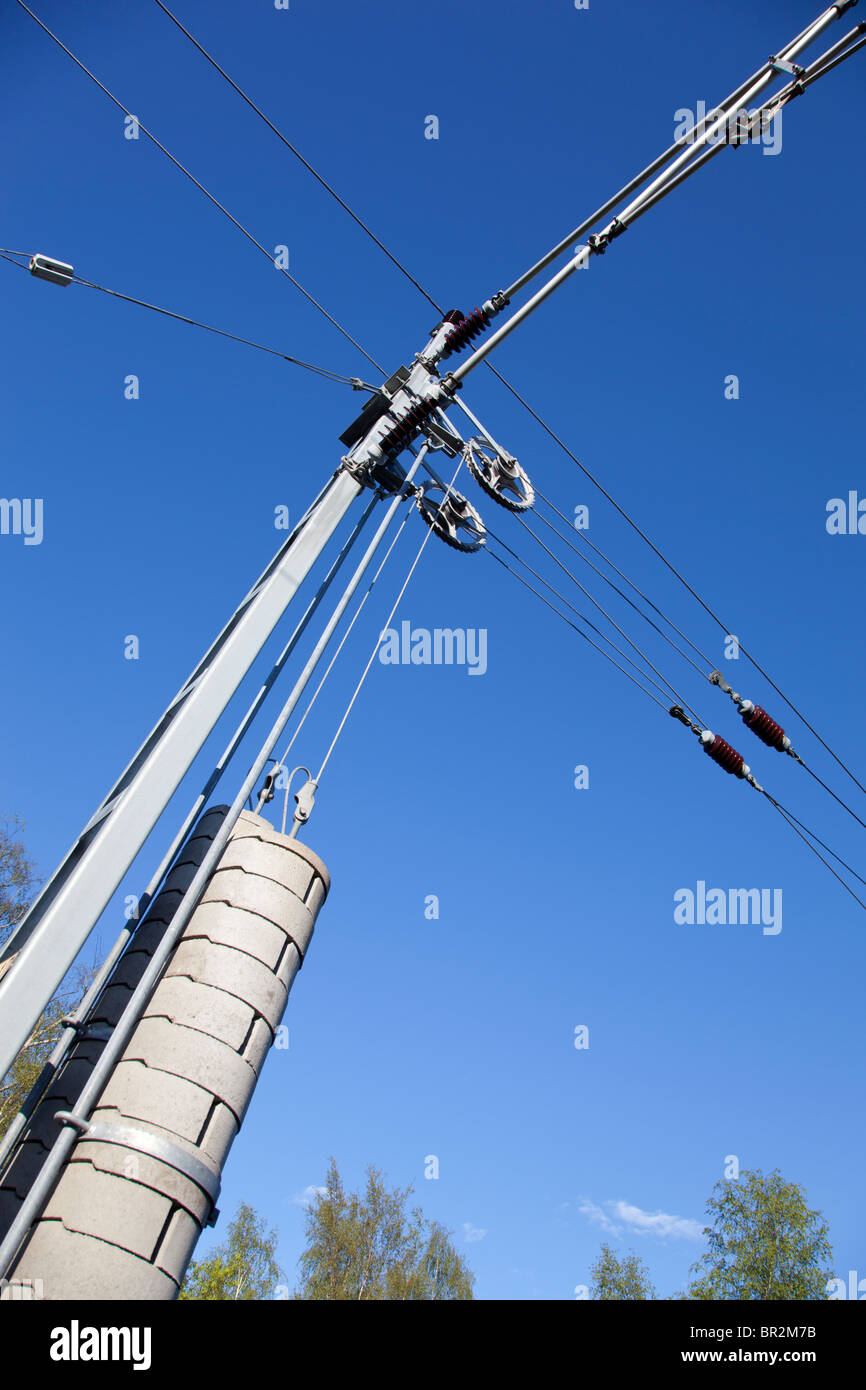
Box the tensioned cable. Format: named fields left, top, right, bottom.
left=0, top=251, right=364, bottom=386
left=532, top=484, right=715, bottom=670
left=310, top=458, right=466, bottom=790
left=759, top=790, right=866, bottom=914
left=268, top=487, right=423, bottom=786
left=506, top=513, right=708, bottom=725
left=525, top=499, right=711, bottom=680
left=145, top=0, right=866, bottom=800
left=484, top=528, right=689, bottom=714
left=152, top=0, right=443, bottom=315
left=529, top=480, right=866, bottom=837
left=764, top=793, right=866, bottom=894
left=485, top=546, right=670, bottom=714
left=483, top=364, right=866, bottom=801
left=796, top=760, right=866, bottom=836
left=14, top=1, right=386, bottom=376
left=491, top=535, right=866, bottom=914
left=24, top=0, right=866, bottom=802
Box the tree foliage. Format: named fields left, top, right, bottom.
left=686, top=1169, right=834, bottom=1301
left=296, top=1158, right=474, bottom=1300
left=180, top=1201, right=284, bottom=1300
left=590, top=1242, right=656, bottom=1300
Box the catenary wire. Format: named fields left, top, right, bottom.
left=311, top=457, right=466, bottom=788
left=143, top=0, right=866, bottom=802
left=0, top=252, right=365, bottom=386
left=14, top=1, right=386, bottom=376
left=484, top=528, right=688, bottom=713
left=507, top=513, right=708, bottom=724
left=532, top=484, right=716, bottom=669
left=151, top=0, right=443, bottom=315
left=21, top=1, right=866, bottom=806
left=485, top=547, right=671, bottom=713
left=269, top=488, right=424, bottom=787
left=759, top=790, right=866, bottom=914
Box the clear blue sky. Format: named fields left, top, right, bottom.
left=2, top=0, right=865, bottom=1299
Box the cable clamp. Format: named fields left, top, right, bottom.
left=768, top=54, right=806, bottom=79
left=708, top=669, right=738, bottom=701
left=588, top=218, right=627, bottom=256
left=668, top=704, right=694, bottom=729
left=58, top=1017, right=113, bottom=1042
left=292, top=778, right=318, bottom=826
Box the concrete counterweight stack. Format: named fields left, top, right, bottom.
left=0, top=807, right=329, bottom=1300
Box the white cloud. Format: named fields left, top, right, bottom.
left=578, top=1197, right=702, bottom=1241
left=290, top=1185, right=328, bottom=1208
left=462, top=1222, right=487, bottom=1244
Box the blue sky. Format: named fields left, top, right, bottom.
left=2, top=0, right=865, bottom=1299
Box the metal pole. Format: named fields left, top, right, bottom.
left=0, top=448, right=428, bottom=1282
left=0, top=487, right=380, bottom=1176
left=0, top=466, right=363, bottom=1082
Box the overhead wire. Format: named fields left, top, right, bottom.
left=151, top=0, right=443, bottom=316
left=19, top=2, right=866, bottom=888
left=484, top=525, right=692, bottom=713
left=267, top=480, right=424, bottom=794
left=13, top=0, right=386, bottom=376
left=759, top=790, right=866, bottom=914
left=0, top=251, right=366, bottom=386
left=144, top=0, right=866, bottom=805
left=484, top=546, right=671, bottom=714
left=531, top=484, right=715, bottom=671
left=309, top=456, right=467, bottom=792
left=489, top=533, right=866, bottom=916
left=506, top=513, right=709, bottom=723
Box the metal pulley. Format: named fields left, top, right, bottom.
left=464, top=437, right=535, bottom=511
left=417, top=484, right=486, bottom=553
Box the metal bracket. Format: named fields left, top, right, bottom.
left=58, top=1017, right=113, bottom=1043
left=292, top=778, right=318, bottom=826
left=55, top=1112, right=222, bottom=1226
left=587, top=218, right=627, bottom=256
left=768, top=54, right=805, bottom=78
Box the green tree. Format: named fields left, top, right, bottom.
left=687, top=1169, right=834, bottom=1300
left=589, top=1242, right=656, bottom=1299
left=0, top=816, right=96, bottom=1143
left=180, top=1201, right=284, bottom=1300
left=296, top=1158, right=474, bottom=1300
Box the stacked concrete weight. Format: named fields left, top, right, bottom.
left=0, top=805, right=231, bottom=1297
left=2, top=808, right=329, bottom=1300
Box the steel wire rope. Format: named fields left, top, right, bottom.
left=0, top=251, right=366, bottom=386
left=502, top=515, right=709, bottom=725
left=20, top=1, right=866, bottom=804
left=13, top=2, right=386, bottom=376
left=484, top=530, right=686, bottom=712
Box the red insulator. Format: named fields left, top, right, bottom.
left=440, top=306, right=492, bottom=358
left=703, top=733, right=746, bottom=777
left=377, top=397, right=438, bottom=456
left=741, top=704, right=787, bottom=751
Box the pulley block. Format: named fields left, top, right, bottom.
left=464, top=437, right=535, bottom=512
left=417, top=485, right=486, bottom=553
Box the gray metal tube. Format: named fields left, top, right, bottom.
left=0, top=488, right=379, bottom=1177
left=503, top=2, right=849, bottom=299
left=0, top=467, right=362, bottom=1083
left=0, top=455, right=425, bottom=1282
